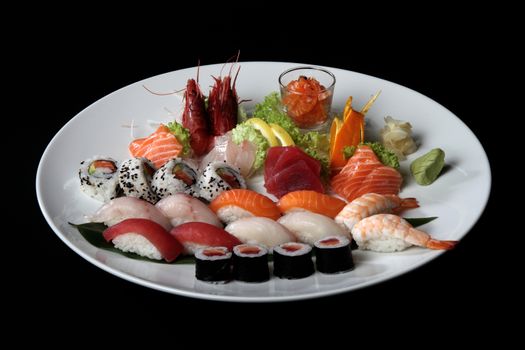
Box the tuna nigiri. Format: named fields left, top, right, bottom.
left=103, top=218, right=183, bottom=262
left=277, top=190, right=347, bottom=219
left=170, top=222, right=241, bottom=255
left=129, top=125, right=183, bottom=169
left=209, top=189, right=281, bottom=224
left=331, top=145, right=402, bottom=202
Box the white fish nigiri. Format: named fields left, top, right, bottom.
left=225, top=217, right=295, bottom=249
left=88, top=197, right=171, bottom=230
left=278, top=212, right=350, bottom=245
left=155, top=194, right=222, bottom=228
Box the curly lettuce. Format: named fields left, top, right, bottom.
left=231, top=122, right=270, bottom=170
left=167, top=121, right=191, bottom=156
left=343, top=142, right=400, bottom=169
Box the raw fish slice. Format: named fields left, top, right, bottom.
left=331, top=145, right=402, bottom=202
left=170, top=222, right=241, bottom=255
left=200, top=132, right=256, bottom=177
left=209, top=189, right=281, bottom=220
left=155, top=194, right=222, bottom=228
left=88, top=197, right=171, bottom=230
left=277, top=190, right=346, bottom=218
left=277, top=212, right=350, bottom=245
left=225, top=217, right=296, bottom=248
left=129, top=125, right=183, bottom=169
left=272, top=147, right=321, bottom=175
left=265, top=160, right=324, bottom=198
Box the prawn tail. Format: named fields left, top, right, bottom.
left=426, top=239, right=458, bottom=250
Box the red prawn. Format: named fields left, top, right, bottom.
left=182, top=78, right=210, bottom=156
left=207, top=62, right=240, bottom=136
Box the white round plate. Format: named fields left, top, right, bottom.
left=36, top=62, right=491, bottom=302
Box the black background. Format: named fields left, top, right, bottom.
left=22, top=8, right=501, bottom=332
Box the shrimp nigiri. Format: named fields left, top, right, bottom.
left=335, top=193, right=418, bottom=232
left=352, top=214, right=457, bottom=252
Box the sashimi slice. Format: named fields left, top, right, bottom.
left=170, top=222, right=241, bottom=255
left=331, top=145, right=402, bottom=201
left=209, top=189, right=281, bottom=220
left=265, top=160, right=324, bottom=198
left=277, top=190, right=346, bottom=218
left=129, top=125, right=183, bottom=169
left=272, top=147, right=321, bottom=175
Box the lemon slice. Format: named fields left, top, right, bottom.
left=246, top=118, right=279, bottom=146
left=269, top=123, right=295, bottom=146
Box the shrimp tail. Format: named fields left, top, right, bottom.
left=426, top=239, right=458, bottom=250
left=392, top=197, right=419, bottom=214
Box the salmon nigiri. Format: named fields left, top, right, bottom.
left=331, top=145, right=402, bottom=202
left=277, top=190, right=347, bottom=219
left=209, top=189, right=281, bottom=224
left=129, top=125, right=183, bottom=169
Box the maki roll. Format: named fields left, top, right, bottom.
left=195, top=246, right=232, bottom=283
left=151, top=158, right=198, bottom=199
left=198, top=161, right=246, bottom=201
left=79, top=156, right=120, bottom=202
left=118, top=158, right=158, bottom=204
left=273, top=242, right=314, bottom=279
left=232, top=244, right=269, bottom=283
left=314, top=236, right=354, bottom=274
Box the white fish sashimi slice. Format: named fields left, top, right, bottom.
left=155, top=194, right=222, bottom=228
left=199, top=132, right=255, bottom=177
left=225, top=217, right=295, bottom=249
left=88, top=197, right=171, bottom=230
left=278, top=212, right=350, bottom=245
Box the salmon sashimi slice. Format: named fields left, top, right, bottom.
left=209, top=189, right=281, bottom=220
left=331, top=145, right=402, bottom=201
left=277, top=190, right=347, bottom=218
left=129, top=125, right=183, bottom=169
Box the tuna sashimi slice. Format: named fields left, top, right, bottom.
left=265, top=160, right=324, bottom=198
left=272, top=147, right=321, bottom=175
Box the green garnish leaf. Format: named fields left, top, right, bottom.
left=167, top=122, right=192, bottom=157
left=404, top=217, right=438, bottom=227
left=69, top=222, right=195, bottom=264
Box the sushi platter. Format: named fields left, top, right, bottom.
left=36, top=62, right=491, bottom=301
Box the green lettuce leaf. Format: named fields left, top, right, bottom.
left=167, top=122, right=191, bottom=157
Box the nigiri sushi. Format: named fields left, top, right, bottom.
left=170, top=222, right=241, bottom=255
left=277, top=190, right=347, bottom=219
left=209, top=189, right=281, bottom=224
left=155, top=194, right=222, bottom=228
left=88, top=197, right=171, bottom=230
left=103, top=218, right=183, bottom=262
left=225, top=217, right=296, bottom=249
left=277, top=212, right=350, bottom=245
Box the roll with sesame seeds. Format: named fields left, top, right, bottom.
left=197, top=161, right=246, bottom=202
left=79, top=156, right=120, bottom=202
left=118, top=158, right=159, bottom=204
left=151, top=158, right=198, bottom=199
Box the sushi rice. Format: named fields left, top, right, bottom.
left=198, top=161, right=246, bottom=201
left=119, top=157, right=158, bottom=204
left=151, top=158, right=198, bottom=199
left=79, top=156, right=120, bottom=202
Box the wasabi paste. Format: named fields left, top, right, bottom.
left=410, top=148, right=445, bottom=185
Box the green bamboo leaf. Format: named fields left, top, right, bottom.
left=69, top=222, right=195, bottom=264
left=404, top=217, right=438, bottom=227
